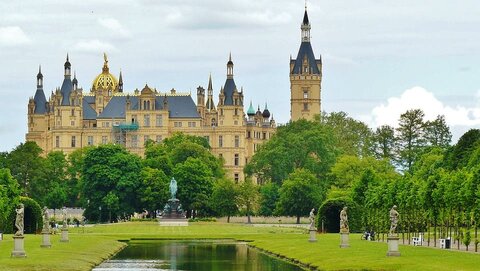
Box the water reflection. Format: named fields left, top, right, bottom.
left=93, top=240, right=304, bottom=271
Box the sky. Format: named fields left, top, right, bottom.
left=1, top=0, right=480, bottom=151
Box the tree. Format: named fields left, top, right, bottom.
left=31, top=151, right=68, bottom=207
left=43, top=182, right=68, bottom=216
left=139, top=167, right=169, bottom=218
left=444, top=129, right=480, bottom=170
left=396, top=109, right=426, bottom=172
left=0, top=168, right=20, bottom=232
left=245, top=119, right=337, bottom=184
left=424, top=115, right=452, bottom=149
left=6, top=141, right=44, bottom=195
left=82, top=144, right=143, bottom=222
left=276, top=169, right=326, bottom=224
left=66, top=147, right=91, bottom=206
left=102, top=192, right=120, bottom=222
left=173, top=157, right=214, bottom=218
left=236, top=178, right=259, bottom=224
left=258, top=182, right=280, bottom=216
left=319, top=111, right=374, bottom=157
left=211, top=179, right=238, bottom=222
left=373, top=125, right=396, bottom=161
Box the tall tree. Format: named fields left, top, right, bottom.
left=424, top=115, right=452, bottom=149
left=276, top=169, right=326, bottom=224
left=258, top=182, right=280, bottom=216
left=236, top=178, right=259, bottom=224
left=31, top=151, right=68, bottom=207
left=211, top=179, right=239, bottom=222
left=373, top=125, right=396, bottom=161
left=319, top=111, right=374, bottom=157
left=0, top=168, right=21, bottom=231
left=139, top=167, right=169, bottom=218
left=396, top=109, right=426, bottom=172
left=6, top=141, right=44, bottom=195
left=445, top=129, right=480, bottom=170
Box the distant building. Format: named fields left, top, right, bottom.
left=26, top=8, right=320, bottom=181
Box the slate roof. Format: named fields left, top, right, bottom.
left=87, top=95, right=200, bottom=120
left=303, top=10, right=309, bottom=24
left=291, top=42, right=321, bottom=75
left=223, top=78, right=237, bottom=105
left=60, top=77, right=73, bottom=106
left=33, top=88, right=47, bottom=114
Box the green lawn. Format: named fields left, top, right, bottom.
left=0, top=222, right=479, bottom=270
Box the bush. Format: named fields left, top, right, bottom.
left=188, top=217, right=216, bottom=222
left=5, top=196, right=43, bottom=234
left=317, top=197, right=361, bottom=233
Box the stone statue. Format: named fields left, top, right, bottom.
left=169, top=177, right=177, bottom=199
left=389, top=205, right=399, bottom=235
left=62, top=207, right=68, bottom=229
left=14, top=204, right=24, bottom=236
left=308, top=208, right=316, bottom=230
left=340, top=207, right=349, bottom=233
left=42, top=206, right=50, bottom=232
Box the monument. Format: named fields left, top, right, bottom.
left=11, top=203, right=26, bottom=258
left=60, top=207, right=69, bottom=242
left=159, top=178, right=188, bottom=226
left=386, top=205, right=400, bottom=256
left=308, top=208, right=317, bottom=242
left=41, top=207, right=52, bottom=248
left=339, top=206, right=350, bottom=248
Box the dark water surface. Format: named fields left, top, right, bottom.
left=92, top=240, right=305, bottom=271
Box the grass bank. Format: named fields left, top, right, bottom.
left=0, top=222, right=479, bottom=270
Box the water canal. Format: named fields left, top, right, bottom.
left=93, top=240, right=305, bottom=271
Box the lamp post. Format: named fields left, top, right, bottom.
left=99, top=206, right=102, bottom=223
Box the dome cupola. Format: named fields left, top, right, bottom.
left=92, top=53, right=118, bottom=91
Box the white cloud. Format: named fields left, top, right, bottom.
left=98, top=18, right=131, bottom=38
left=73, top=39, right=117, bottom=53
left=0, top=26, right=31, bottom=46
left=366, top=86, right=480, bottom=128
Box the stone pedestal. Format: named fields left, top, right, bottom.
left=340, top=232, right=350, bottom=248
left=11, top=236, right=26, bottom=258
left=60, top=228, right=69, bottom=242
left=386, top=236, right=401, bottom=256
left=308, top=229, right=317, bottom=242
left=41, top=231, right=51, bottom=248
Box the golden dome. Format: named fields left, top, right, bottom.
left=92, top=53, right=118, bottom=91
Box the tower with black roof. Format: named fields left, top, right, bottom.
left=217, top=53, right=244, bottom=127
left=290, top=6, right=322, bottom=121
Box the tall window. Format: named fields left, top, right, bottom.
left=219, top=135, right=223, bottom=147
left=234, top=135, right=240, bottom=148
left=234, top=173, right=239, bottom=183
left=303, top=103, right=308, bottom=111
left=234, top=154, right=239, bottom=166
left=102, top=136, right=108, bottom=144
left=156, top=115, right=163, bottom=127
left=131, top=135, right=138, bottom=148
left=55, top=136, right=60, bottom=148
left=303, top=90, right=308, bottom=99
left=71, top=109, right=75, bottom=116
left=87, top=136, right=94, bottom=146
left=71, top=136, right=76, bottom=147
left=131, top=115, right=137, bottom=124
left=144, top=114, right=150, bottom=127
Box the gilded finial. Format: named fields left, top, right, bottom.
left=104, top=52, right=108, bottom=64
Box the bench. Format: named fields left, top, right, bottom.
left=412, top=234, right=423, bottom=246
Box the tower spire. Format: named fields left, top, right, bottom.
left=64, top=53, right=71, bottom=77
left=118, top=70, right=123, bottom=92
left=227, top=53, right=234, bottom=79
left=301, top=6, right=311, bottom=42
left=37, top=65, right=43, bottom=89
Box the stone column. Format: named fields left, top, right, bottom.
left=11, top=236, right=26, bottom=258
left=340, top=232, right=350, bottom=248
left=308, top=228, right=317, bottom=242
left=60, top=228, right=69, bottom=242
left=386, top=235, right=401, bottom=256
left=41, top=229, right=52, bottom=248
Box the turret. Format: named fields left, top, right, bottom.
left=72, top=71, right=78, bottom=90
left=206, top=74, right=216, bottom=111
left=33, top=65, right=47, bottom=114
left=64, top=53, right=71, bottom=77
left=118, top=71, right=123, bottom=92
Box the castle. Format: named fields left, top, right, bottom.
left=26, top=8, right=321, bottom=181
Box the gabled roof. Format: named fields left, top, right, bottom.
left=82, top=98, right=97, bottom=120
left=291, top=42, right=321, bottom=75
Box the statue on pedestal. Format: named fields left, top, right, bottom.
left=170, top=177, right=177, bottom=199
left=389, top=205, right=399, bottom=235
left=14, top=204, right=24, bottom=236
left=62, top=207, right=68, bottom=229
left=340, top=207, right=349, bottom=233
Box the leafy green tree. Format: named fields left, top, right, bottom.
left=319, top=111, right=374, bottom=157
left=373, top=125, right=396, bottom=161
left=174, top=157, right=214, bottom=218
left=0, top=152, right=7, bottom=169
left=258, top=182, right=280, bottom=216
left=43, top=182, right=68, bottom=215
left=211, top=179, right=239, bottom=222
left=6, top=141, right=44, bottom=195
left=444, top=129, right=480, bottom=170
left=245, top=119, right=337, bottom=184
left=139, top=167, right=169, bottom=218
left=82, top=144, right=143, bottom=222
left=424, top=115, right=451, bottom=149
left=0, top=168, right=20, bottom=231
left=103, top=192, right=120, bottom=222
left=31, top=151, right=68, bottom=207
left=66, top=147, right=91, bottom=206
left=236, top=178, right=259, bottom=224
left=276, top=169, right=326, bottom=224
left=396, top=109, right=426, bottom=172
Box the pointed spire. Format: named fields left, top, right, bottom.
left=64, top=53, right=71, bottom=77
left=118, top=70, right=123, bottom=92
left=301, top=6, right=311, bottom=42
left=208, top=73, right=213, bottom=91
left=247, top=101, right=255, bottom=116
left=227, top=53, right=234, bottom=78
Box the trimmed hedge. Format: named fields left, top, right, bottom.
left=317, top=197, right=362, bottom=233
left=5, top=196, right=43, bottom=234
